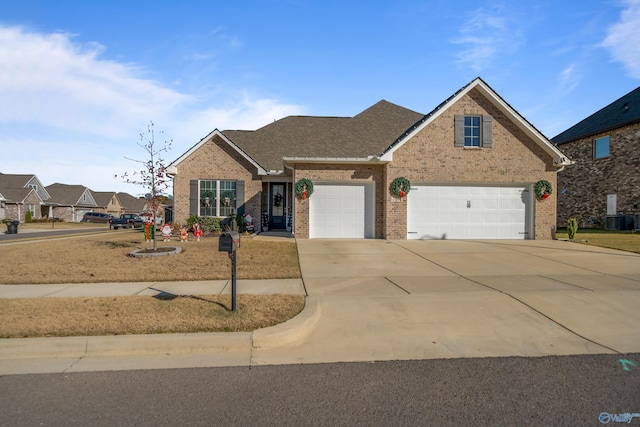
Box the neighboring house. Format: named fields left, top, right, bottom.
left=168, top=78, right=571, bottom=240
left=92, top=191, right=125, bottom=217
left=116, top=192, right=147, bottom=214
left=45, top=183, right=99, bottom=222
left=0, top=173, right=50, bottom=222
left=552, top=86, right=640, bottom=229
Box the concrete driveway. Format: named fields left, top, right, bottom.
left=253, top=239, right=640, bottom=365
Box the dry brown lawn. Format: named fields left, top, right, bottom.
left=0, top=229, right=300, bottom=284
left=1, top=294, right=305, bottom=338
left=0, top=228, right=303, bottom=337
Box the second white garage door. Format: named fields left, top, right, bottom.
left=309, top=183, right=374, bottom=238
left=407, top=185, right=530, bottom=240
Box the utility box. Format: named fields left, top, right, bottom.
left=218, top=231, right=240, bottom=253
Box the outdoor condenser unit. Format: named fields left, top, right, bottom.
left=605, top=215, right=623, bottom=230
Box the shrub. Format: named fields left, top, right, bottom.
left=186, top=215, right=221, bottom=233
left=567, top=218, right=578, bottom=240
left=25, top=211, right=33, bottom=223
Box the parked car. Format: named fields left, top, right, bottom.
left=109, top=214, right=144, bottom=230
left=81, top=212, right=112, bottom=223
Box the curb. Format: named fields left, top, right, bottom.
left=0, top=332, right=253, bottom=359
left=0, top=297, right=319, bottom=359
left=252, top=296, right=320, bottom=350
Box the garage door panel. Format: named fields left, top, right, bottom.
left=408, top=185, right=530, bottom=240
left=310, top=184, right=373, bottom=238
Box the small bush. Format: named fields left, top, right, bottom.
left=567, top=218, right=578, bottom=240
left=25, top=211, right=33, bottom=223
left=186, top=215, right=221, bottom=233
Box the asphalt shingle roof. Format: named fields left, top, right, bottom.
left=552, top=86, right=640, bottom=144
left=46, top=183, right=95, bottom=206
left=221, top=100, right=424, bottom=171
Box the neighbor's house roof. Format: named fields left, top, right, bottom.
left=45, top=183, right=96, bottom=207
left=117, top=192, right=146, bottom=213
left=552, top=86, right=640, bottom=145
left=0, top=173, right=51, bottom=202
left=92, top=191, right=117, bottom=208
left=0, top=187, right=38, bottom=204
left=169, top=77, right=570, bottom=174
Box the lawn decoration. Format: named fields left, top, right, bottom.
left=192, top=223, right=203, bottom=241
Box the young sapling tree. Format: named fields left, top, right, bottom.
left=117, top=121, right=172, bottom=250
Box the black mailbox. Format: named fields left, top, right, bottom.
left=218, top=231, right=240, bottom=252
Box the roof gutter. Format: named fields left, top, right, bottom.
left=282, top=156, right=386, bottom=165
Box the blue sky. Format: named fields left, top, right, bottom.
left=1, top=0, right=639, bottom=195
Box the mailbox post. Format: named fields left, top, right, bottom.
left=218, top=231, right=240, bottom=311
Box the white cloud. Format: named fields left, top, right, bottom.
left=0, top=26, right=190, bottom=138
left=558, top=63, right=580, bottom=93
left=451, top=5, right=520, bottom=71
left=601, top=0, right=640, bottom=79
left=0, top=25, right=305, bottom=194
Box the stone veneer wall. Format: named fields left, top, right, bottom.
left=386, top=88, right=559, bottom=240
left=556, top=123, right=640, bottom=228
left=171, top=134, right=263, bottom=227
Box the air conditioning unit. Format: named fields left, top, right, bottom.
left=605, top=215, right=625, bottom=231
left=634, top=213, right=640, bottom=232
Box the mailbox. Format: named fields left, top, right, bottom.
left=218, top=231, right=240, bottom=253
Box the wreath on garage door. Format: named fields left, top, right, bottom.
left=534, top=180, right=552, bottom=200
left=295, top=178, right=314, bottom=200
left=390, top=177, right=411, bottom=200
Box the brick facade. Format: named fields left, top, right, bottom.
left=3, top=192, right=43, bottom=223
left=172, top=134, right=263, bottom=226
left=171, top=85, right=562, bottom=240
left=556, top=122, right=640, bottom=228
left=386, top=89, right=558, bottom=240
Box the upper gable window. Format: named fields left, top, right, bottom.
left=454, top=115, right=493, bottom=148
left=593, top=136, right=609, bottom=159
left=464, top=116, right=481, bottom=147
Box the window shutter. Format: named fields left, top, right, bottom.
left=482, top=116, right=493, bottom=148
left=236, top=180, right=245, bottom=215
left=189, top=180, right=198, bottom=215
left=454, top=115, right=464, bottom=147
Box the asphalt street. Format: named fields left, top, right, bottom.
left=1, top=354, right=639, bottom=426
left=0, top=226, right=110, bottom=242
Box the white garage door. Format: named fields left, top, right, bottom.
left=407, top=185, right=530, bottom=240
left=309, top=184, right=374, bottom=238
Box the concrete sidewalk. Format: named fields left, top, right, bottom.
left=1, top=239, right=639, bottom=375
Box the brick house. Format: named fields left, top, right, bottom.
left=552, top=86, right=640, bottom=229
left=168, top=78, right=570, bottom=240
left=45, top=183, right=100, bottom=222
left=0, top=173, right=50, bottom=222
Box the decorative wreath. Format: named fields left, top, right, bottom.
left=534, top=180, right=552, bottom=199
left=201, top=190, right=215, bottom=206
left=220, top=190, right=235, bottom=206
left=390, top=177, right=411, bottom=199
left=295, top=178, right=314, bottom=199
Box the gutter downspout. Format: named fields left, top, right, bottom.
left=284, top=161, right=295, bottom=237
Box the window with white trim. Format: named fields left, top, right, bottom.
left=199, top=180, right=236, bottom=217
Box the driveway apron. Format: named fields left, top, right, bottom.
left=252, top=239, right=640, bottom=365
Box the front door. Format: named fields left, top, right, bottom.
left=270, top=183, right=286, bottom=229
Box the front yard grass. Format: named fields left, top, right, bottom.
left=556, top=228, right=640, bottom=254
left=0, top=229, right=303, bottom=338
